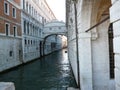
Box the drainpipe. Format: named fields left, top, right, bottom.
left=73, top=1, right=80, bottom=89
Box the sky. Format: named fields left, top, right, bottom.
left=46, top=0, right=66, bottom=22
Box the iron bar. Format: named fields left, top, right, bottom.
left=85, top=16, right=110, bottom=32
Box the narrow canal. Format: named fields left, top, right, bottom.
left=0, top=49, right=77, bottom=90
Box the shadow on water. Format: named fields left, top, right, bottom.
left=0, top=49, right=77, bottom=90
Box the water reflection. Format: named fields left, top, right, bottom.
left=0, top=49, right=77, bottom=90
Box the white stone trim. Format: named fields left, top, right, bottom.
left=0, top=16, right=21, bottom=26
left=7, top=0, right=21, bottom=9
left=4, top=1, right=9, bottom=16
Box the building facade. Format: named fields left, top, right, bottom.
left=0, top=0, right=22, bottom=72
left=0, top=0, right=65, bottom=73
left=20, top=0, right=56, bottom=62
left=66, top=0, right=120, bottom=90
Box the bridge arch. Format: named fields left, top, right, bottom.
left=42, top=34, right=67, bottom=55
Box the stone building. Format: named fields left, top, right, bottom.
left=43, top=20, right=67, bottom=55
left=21, top=0, right=56, bottom=62
left=0, top=0, right=22, bottom=72
left=66, top=0, right=120, bottom=90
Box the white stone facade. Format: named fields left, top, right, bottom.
left=21, top=0, right=56, bottom=62
left=66, top=0, right=118, bottom=90
left=110, top=0, right=120, bottom=90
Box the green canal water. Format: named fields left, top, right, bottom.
left=0, top=49, right=77, bottom=90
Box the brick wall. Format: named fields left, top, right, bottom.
left=0, top=0, right=21, bottom=36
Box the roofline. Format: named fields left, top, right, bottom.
left=44, top=0, right=56, bottom=19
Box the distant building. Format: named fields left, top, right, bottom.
left=21, top=0, right=56, bottom=62
left=0, top=0, right=22, bottom=72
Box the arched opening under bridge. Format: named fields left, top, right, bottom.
left=42, top=34, right=67, bottom=56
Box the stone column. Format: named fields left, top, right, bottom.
left=76, top=0, right=93, bottom=90
left=78, top=33, right=92, bottom=90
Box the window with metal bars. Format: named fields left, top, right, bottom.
left=108, top=23, right=114, bottom=79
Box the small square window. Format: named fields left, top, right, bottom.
left=49, top=27, right=52, bottom=30
left=59, top=27, right=61, bottom=29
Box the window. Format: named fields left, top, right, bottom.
left=9, top=51, right=13, bottom=57
left=12, top=7, right=16, bottom=18
left=4, top=1, right=9, bottom=15
left=59, top=27, right=61, bottom=29
left=27, top=22, right=29, bottom=35
left=108, top=23, right=114, bottom=79
left=19, top=50, right=22, bottom=57
left=32, top=7, right=33, bottom=15
left=25, top=39, right=27, bottom=45
left=49, top=27, right=52, bottom=30
left=5, top=23, right=10, bottom=36
left=26, top=2, right=28, bottom=12
left=24, top=21, right=26, bottom=34
left=31, top=40, right=32, bottom=45
left=23, top=0, right=25, bottom=9
left=29, top=4, right=31, bottom=14
left=28, top=40, right=30, bottom=45
left=13, top=26, right=17, bottom=37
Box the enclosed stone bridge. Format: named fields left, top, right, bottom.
left=41, top=20, right=67, bottom=56
left=43, top=20, right=67, bottom=38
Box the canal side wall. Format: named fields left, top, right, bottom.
left=66, top=1, right=78, bottom=85
left=0, top=37, right=22, bottom=72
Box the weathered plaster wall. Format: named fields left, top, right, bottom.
left=0, top=37, right=22, bottom=72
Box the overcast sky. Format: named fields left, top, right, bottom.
left=46, top=0, right=66, bottom=22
